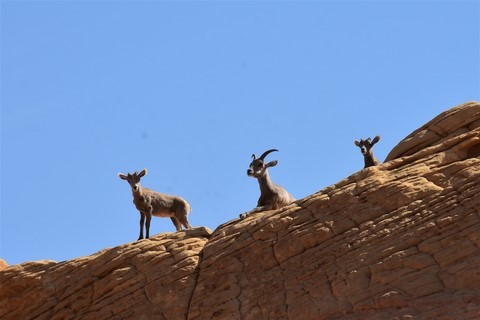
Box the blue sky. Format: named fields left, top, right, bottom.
left=1, top=1, right=479, bottom=265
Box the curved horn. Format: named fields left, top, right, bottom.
left=251, top=154, right=256, bottom=160
left=259, top=149, right=279, bottom=160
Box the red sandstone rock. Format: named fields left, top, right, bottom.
left=0, top=259, right=7, bottom=271
left=1, top=102, right=479, bottom=320
left=0, top=228, right=212, bottom=320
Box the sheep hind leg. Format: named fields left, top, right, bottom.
left=181, top=216, right=192, bottom=229
left=171, top=217, right=182, bottom=231
left=175, top=207, right=192, bottom=230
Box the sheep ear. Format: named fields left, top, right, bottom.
left=372, top=136, right=381, bottom=144
left=139, top=169, right=147, bottom=177
left=118, top=173, right=128, bottom=180
left=354, top=140, right=360, bottom=146
left=266, top=160, right=278, bottom=168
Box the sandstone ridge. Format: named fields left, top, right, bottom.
left=1, top=101, right=480, bottom=320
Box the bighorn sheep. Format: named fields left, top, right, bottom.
left=354, top=135, right=381, bottom=168
left=239, top=149, right=295, bottom=219
left=118, top=169, right=192, bottom=240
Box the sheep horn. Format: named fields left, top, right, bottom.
left=258, top=149, right=279, bottom=160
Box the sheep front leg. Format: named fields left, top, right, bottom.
left=138, top=211, right=145, bottom=240
left=239, top=205, right=272, bottom=219
left=145, top=209, right=153, bottom=239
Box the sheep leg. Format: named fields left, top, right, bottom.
left=239, top=212, right=249, bottom=219
left=177, top=207, right=192, bottom=229
left=170, top=217, right=182, bottom=231
left=181, top=217, right=192, bottom=229
left=239, top=205, right=272, bottom=220
left=138, top=211, right=145, bottom=240
left=145, top=212, right=152, bottom=239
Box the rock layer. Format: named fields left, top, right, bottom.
left=0, top=228, right=212, bottom=320
left=385, top=101, right=480, bottom=161
left=1, top=101, right=480, bottom=320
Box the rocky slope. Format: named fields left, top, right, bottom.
left=1, top=101, right=480, bottom=320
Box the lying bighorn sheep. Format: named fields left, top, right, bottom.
left=354, top=135, right=381, bottom=168
left=239, top=149, right=295, bottom=219
left=118, top=169, right=192, bottom=240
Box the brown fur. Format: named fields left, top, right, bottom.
left=119, top=169, right=192, bottom=240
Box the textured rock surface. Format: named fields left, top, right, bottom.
left=0, top=228, right=212, bottom=320
left=385, top=101, right=480, bottom=161
left=0, top=259, right=7, bottom=271
left=1, top=101, right=480, bottom=320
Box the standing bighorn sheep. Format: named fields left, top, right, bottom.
left=239, top=149, right=295, bottom=219
left=354, top=135, right=381, bottom=168
left=118, top=169, right=192, bottom=240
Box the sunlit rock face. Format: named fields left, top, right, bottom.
left=1, top=101, right=480, bottom=320
left=0, top=228, right=212, bottom=320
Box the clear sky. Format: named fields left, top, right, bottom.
left=1, top=1, right=479, bottom=265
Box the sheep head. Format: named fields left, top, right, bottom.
left=247, top=149, right=279, bottom=178
left=354, top=136, right=380, bottom=155
left=118, top=169, right=147, bottom=192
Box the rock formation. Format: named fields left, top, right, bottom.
left=0, top=259, right=8, bottom=271
left=0, top=228, right=212, bottom=320
left=1, top=101, right=479, bottom=320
